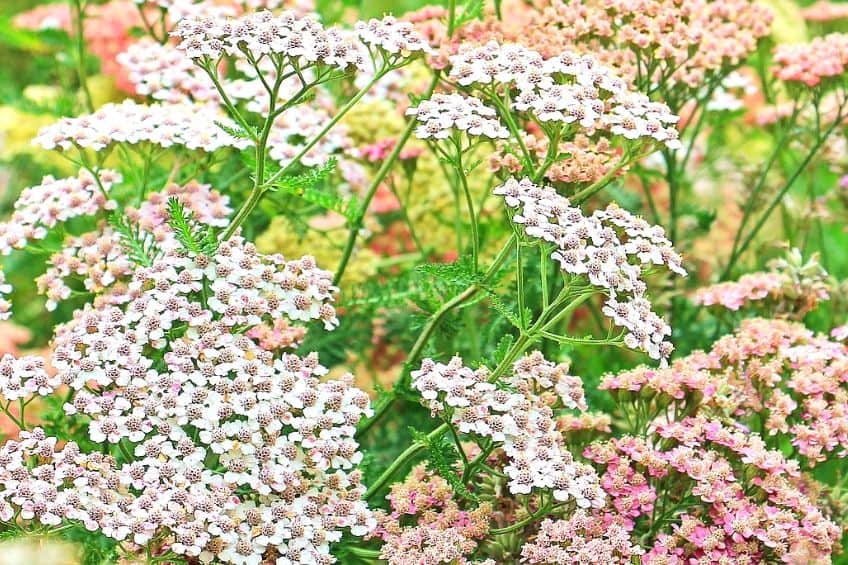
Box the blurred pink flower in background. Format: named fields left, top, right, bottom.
left=14, top=1, right=144, bottom=93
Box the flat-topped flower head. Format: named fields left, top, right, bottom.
left=0, top=355, right=57, bottom=401
left=173, top=9, right=368, bottom=71
left=117, top=38, right=219, bottom=103
left=36, top=181, right=232, bottom=311
left=774, top=33, right=848, bottom=87
left=605, top=317, right=848, bottom=466
left=532, top=0, right=772, bottom=89
left=584, top=424, right=840, bottom=563
left=494, top=177, right=685, bottom=361
left=693, top=251, right=829, bottom=318
left=34, top=100, right=250, bottom=153
left=368, top=464, right=492, bottom=565
left=522, top=512, right=643, bottom=563
left=356, top=16, right=433, bottom=56
left=448, top=41, right=681, bottom=149
left=406, top=93, right=509, bottom=140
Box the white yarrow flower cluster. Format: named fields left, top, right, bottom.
left=406, top=93, right=510, bottom=140
left=495, top=177, right=686, bottom=360
left=173, top=10, right=368, bottom=72
left=34, top=100, right=250, bottom=153
left=0, top=169, right=120, bottom=255
left=32, top=238, right=374, bottom=564
left=36, top=181, right=232, bottom=311
left=0, top=355, right=57, bottom=400
left=449, top=42, right=681, bottom=149
left=412, top=351, right=605, bottom=508
left=118, top=39, right=220, bottom=103
left=356, top=16, right=433, bottom=55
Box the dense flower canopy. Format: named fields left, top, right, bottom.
left=1, top=0, right=848, bottom=563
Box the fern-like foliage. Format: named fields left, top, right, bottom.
left=166, top=198, right=219, bottom=256
left=268, top=158, right=362, bottom=221
left=411, top=427, right=480, bottom=503
left=109, top=214, right=162, bottom=267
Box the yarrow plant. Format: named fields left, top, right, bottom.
left=2, top=0, right=848, bottom=563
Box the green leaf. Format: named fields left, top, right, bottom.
left=410, top=427, right=480, bottom=503
left=482, top=287, right=522, bottom=329
left=215, top=120, right=253, bottom=139
left=418, top=259, right=478, bottom=288
left=267, top=158, right=361, bottom=221
left=109, top=214, right=162, bottom=267
left=166, top=198, right=219, bottom=255
left=454, top=0, right=486, bottom=28
left=492, top=333, right=515, bottom=365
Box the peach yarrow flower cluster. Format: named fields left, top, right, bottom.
left=368, top=464, right=494, bottom=565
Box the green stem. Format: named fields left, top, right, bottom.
left=572, top=153, right=635, bottom=203
left=462, top=440, right=494, bottom=482
left=488, top=289, right=592, bottom=382
left=447, top=0, right=457, bottom=36
left=71, top=0, right=94, bottom=112
left=224, top=66, right=383, bottom=240
left=263, top=69, right=389, bottom=188
left=722, top=106, right=842, bottom=279
left=334, top=72, right=441, bottom=284
left=222, top=67, right=288, bottom=240
left=345, top=547, right=382, bottom=559
left=356, top=234, right=516, bottom=438
left=724, top=105, right=801, bottom=275
left=455, top=143, right=479, bottom=271
left=364, top=423, right=448, bottom=500
left=490, top=503, right=556, bottom=535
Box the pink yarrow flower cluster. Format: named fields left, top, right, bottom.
left=693, top=251, right=830, bottom=318
left=412, top=352, right=605, bottom=507
left=693, top=272, right=784, bottom=311
left=536, top=0, right=772, bottom=88
left=773, top=33, right=848, bottom=87
left=448, top=42, right=681, bottom=148
left=495, top=177, right=686, bottom=360
left=585, top=421, right=840, bottom=563
left=603, top=317, right=848, bottom=465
